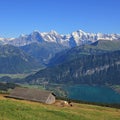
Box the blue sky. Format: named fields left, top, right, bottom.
left=0, top=0, right=120, bottom=37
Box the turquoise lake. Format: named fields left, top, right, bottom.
left=64, top=85, right=120, bottom=104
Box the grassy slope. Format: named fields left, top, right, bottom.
left=0, top=94, right=120, bottom=120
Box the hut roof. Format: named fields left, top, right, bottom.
left=9, top=87, right=55, bottom=103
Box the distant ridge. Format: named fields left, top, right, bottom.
left=0, top=30, right=120, bottom=47
left=22, top=39, right=120, bottom=86
left=0, top=44, right=41, bottom=73
left=24, top=49, right=120, bottom=85
left=91, top=40, right=120, bottom=51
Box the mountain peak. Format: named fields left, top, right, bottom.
left=49, top=30, right=58, bottom=35
left=72, top=29, right=87, bottom=35
left=33, top=30, right=40, bottom=33
left=77, top=29, right=86, bottom=33
left=19, top=34, right=27, bottom=38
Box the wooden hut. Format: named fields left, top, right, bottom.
left=9, top=87, right=56, bottom=104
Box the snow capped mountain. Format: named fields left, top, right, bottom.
left=71, top=30, right=120, bottom=46
left=0, top=38, right=4, bottom=41
left=1, top=30, right=120, bottom=47
left=0, top=37, right=16, bottom=45
left=40, top=30, right=62, bottom=42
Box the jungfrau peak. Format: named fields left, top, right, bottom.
left=0, top=30, right=120, bottom=47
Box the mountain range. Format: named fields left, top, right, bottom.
left=23, top=40, right=120, bottom=85
left=0, top=30, right=120, bottom=86
left=0, top=30, right=120, bottom=47
left=1, top=29, right=120, bottom=67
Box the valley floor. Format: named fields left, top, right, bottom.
left=0, top=94, right=120, bottom=120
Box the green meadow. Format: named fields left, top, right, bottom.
left=0, top=94, right=120, bottom=120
